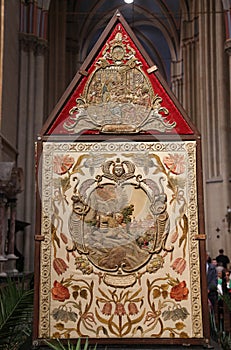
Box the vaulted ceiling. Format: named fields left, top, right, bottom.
left=64, top=0, right=184, bottom=82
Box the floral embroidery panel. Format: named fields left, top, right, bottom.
left=39, top=141, right=202, bottom=340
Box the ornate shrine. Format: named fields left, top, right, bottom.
left=33, top=11, right=209, bottom=348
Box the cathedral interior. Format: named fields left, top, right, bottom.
left=0, top=0, right=230, bottom=274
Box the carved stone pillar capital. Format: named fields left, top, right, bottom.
left=19, top=33, right=48, bottom=55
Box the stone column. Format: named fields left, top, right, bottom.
left=7, top=198, right=17, bottom=257
left=47, top=0, right=67, bottom=114
left=223, top=0, right=231, bottom=136
left=0, top=0, right=4, bottom=132
left=224, top=38, right=231, bottom=170
left=0, top=194, right=7, bottom=263
left=17, top=1, right=49, bottom=272
left=181, top=18, right=199, bottom=127
left=171, top=60, right=183, bottom=105
left=197, top=0, right=230, bottom=256
left=5, top=197, right=18, bottom=274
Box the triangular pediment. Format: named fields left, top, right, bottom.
left=41, top=11, right=198, bottom=137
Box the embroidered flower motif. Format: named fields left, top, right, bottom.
left=75, top=257, right=93, bottom=274
left=52, top=332, right=61, bottom=338
left=52, top=307, right=78, bottom=322
left=81, top=312, right=96, bottom=327
left=144, top=310, right=161, bottom=326
left=162, top=306, right=189, bottom=321
left=53, top=257, right=68, bottom=275
left=115, top=302, right=126, bottom=316
left=146, top=255, right=164, bottom=273
left=170, top=281, right=189, bottom=301
left=170, top=230, right=179, bottom=243
left=53, top=155, right=74, bottom=175
left=60, top=232, right=68, bottom=244
left=171, top=257, right=186, bottom=275
left=128, top=302, right=139, bottom=315
left=51, top=280, right=70, bottom=302
left=102, top=302, right=112, bottom=315
left=163, top=154, right=185, bottom=175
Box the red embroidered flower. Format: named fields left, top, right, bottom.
left=102, top=302, right=112, bottom=315
left=128, top=302, right=138, bottom=315
left=163, top=154, right=185, bottom=175
left=53, top=257, right=68, bottom=275
left=170, top=281, right=189, bottom=301
left=53, top=155, right=74, bottom=175
left=51, top=280, right=70, bottom=302
left=115, top=302, right=126, bottom=316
